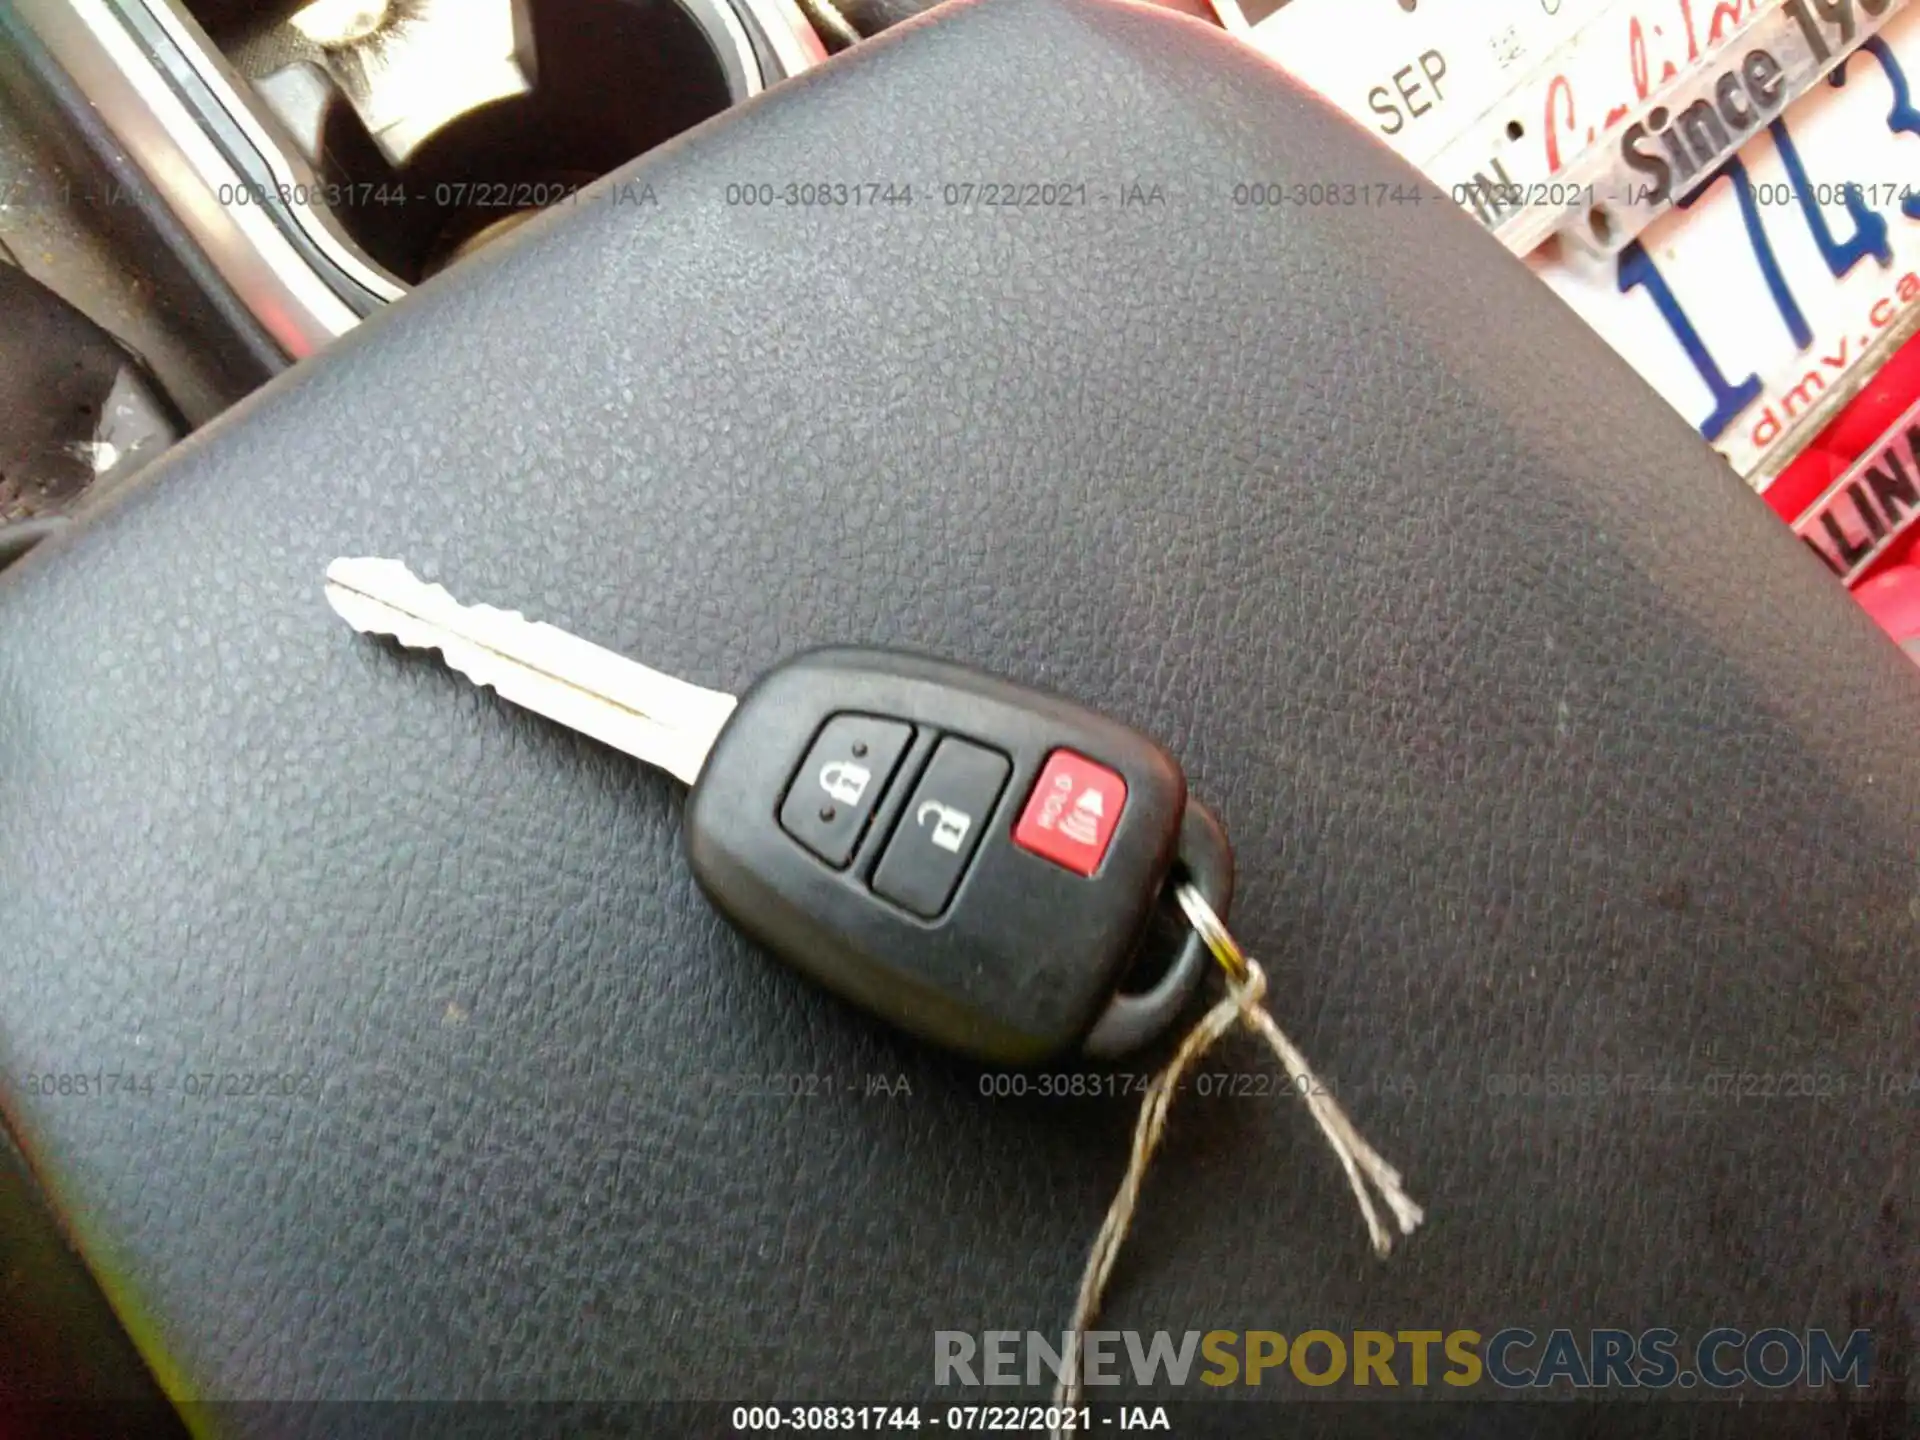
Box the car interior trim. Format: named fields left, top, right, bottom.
left=6, top=0, right=365, bottom=355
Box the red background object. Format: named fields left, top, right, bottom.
left=1854, top=564, right=1920, bottom=655
left=1765, top=328, right=1920, bottom=579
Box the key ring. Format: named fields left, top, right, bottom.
left=1173, top=862, right=1249, bottom=987
left=1081, top=799, right=1233, bottom=1057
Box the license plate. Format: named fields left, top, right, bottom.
left=1223, top=0, right=1920, bottom=487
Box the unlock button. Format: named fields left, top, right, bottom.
left=872, top=738, right=1010, bottom=918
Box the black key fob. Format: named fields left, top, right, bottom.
left=683, top=648, right=1233, bottom=1065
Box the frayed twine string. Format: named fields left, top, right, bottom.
left=1051, top=887, right=1424, bottom=1427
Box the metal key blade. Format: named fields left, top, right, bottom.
left=324, top=556, right=735, bottom=785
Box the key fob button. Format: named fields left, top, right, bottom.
left=871, top=737, right=1010, bottom=918
left=1014, top=748, right=1128, bottom=875
left=779, top=714, right=914, bottom=868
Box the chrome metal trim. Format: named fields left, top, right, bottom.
left=680, top=0, right=765, bottom=103
left=128, top=0, right=821, bottom=310
left=133, top=0, right=406, bottom=304
left=9, top=0, right=365, bottom=354
left=10, top=0, right=824, bottom=352
left=740, top=0, right=831, bottom=78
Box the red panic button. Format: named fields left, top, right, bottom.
left=1013, top=750, right=1128, bottom=876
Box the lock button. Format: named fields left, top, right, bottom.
left=780, top=714, right=914, bottom=868
left=870, top=736, right=1010, bottom=918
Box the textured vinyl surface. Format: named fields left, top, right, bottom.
left=0, top=0, right=1915, bottom=1419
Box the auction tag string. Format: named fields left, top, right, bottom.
left=1051, top=885, right=1425, bottom=1426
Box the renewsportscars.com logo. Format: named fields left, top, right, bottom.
left=933, top=1328, right=1873, bottom=1391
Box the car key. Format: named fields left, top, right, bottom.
left=324, top=557, right=1233, bottom=1064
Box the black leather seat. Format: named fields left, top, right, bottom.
left=1, top=0, right=1914, bottom=1431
